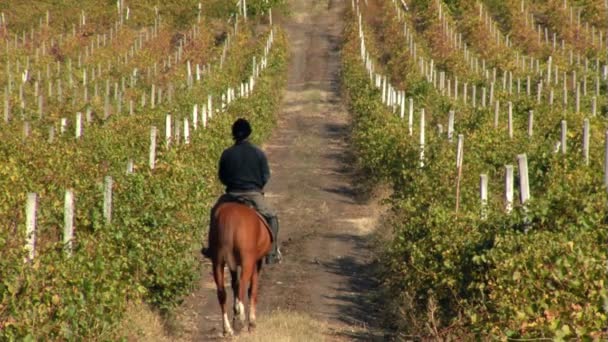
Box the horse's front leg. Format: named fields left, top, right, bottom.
left=248, top=260, right=262, bottom=332
left=212, top=262, right=233, bottom=337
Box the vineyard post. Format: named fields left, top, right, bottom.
left=60, top=118, right=67, bottom=134
left=419, top=108, right=425, bottom=167
left=184, top=118, right=190, bottom=145
left=575, top=83, right=580, bottom=113
left=592, top=97, right=597, bottom=116
left=505, top=165, right=514, bottom=213
left=494, top=100, right=500, bottom=129
left=149, top=126, right=157, bottom=170
left=455, top=134, right=464, bottom=212
left=202, top=106, right=208, bottom=128
left=583, top=119, right=590, bottom=165
left=407, top=98, right=414, bottom=135
left=528, top=110, right=534, bottom=137
left=508, top=102, right=513, bottom=139
left=71, top=112, right=81, bottom=139
left=193, top=104, right=198, bottom=130
left=165, top=114, right=172, bottom=148
left=561, top=120, right=567, bottom=154
left=103, top=176, right=113, bottom=224
left=25, top=192, right=37, bottom=262
left=448, top=110, right=454, bottom=141
left=517, top=154, right=530, bottom=205
left=4, top=87, right=10, bottom=122
left=64, top=189, right=74, bottom=256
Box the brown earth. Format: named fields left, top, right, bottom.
left=171, top=0, right=388, bottom=340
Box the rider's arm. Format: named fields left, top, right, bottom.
left=260, top=151, right=270, bottom=187
left=218, top=151, right=228, bottom=185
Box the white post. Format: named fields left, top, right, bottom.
left=583, top=119, right=590, bottom=165
left=60, top=118, right=67, bottom=134
left=561, top=120, right=567, bottom=154
left=456, top=134, right=464, bottom=169
left=184, top=118, right=190, bottom=144
left=126, top=159, right=134, bottom=174
left=64, top=189, right=74, bottom=256
left=455, top=134, right=464, bottom=212
left=75, top=112, right=82, bottom=139
left=420, top=108, right=425, bottom=167
left=208, top=95, right=213, bottom=118
left=528, top=110, right=534, bottom=137
left=448, top=110, right=454, bottom=141
left=192, top=104, right=198, bottom=130
left=408, top=98, right=414, bottom=136
left=505, top=165, right=514, bottom=213
left=517, top=154, right=530, bottom=204
left=165, top=114, right=172, bottom=148
left=494, top=100, right=500, bottom=128
left=25, top=193, right=37, bottom=261
left=103, top=176, right=113, bottom=224
left=202, top=106, right=208, bottom=128
left=508, top=101, right=513, bottom=139
left=149, top=126, right=157, bottom=170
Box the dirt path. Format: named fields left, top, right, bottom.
left=173, top=0, right=385, bottom=340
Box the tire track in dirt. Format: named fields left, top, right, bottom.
left=173, top=1, right=386, bottom=340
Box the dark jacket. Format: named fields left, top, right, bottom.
left=219, top=140, right=270, bottom=193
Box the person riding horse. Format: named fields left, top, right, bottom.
left=202, top=118, right=281, bottom=264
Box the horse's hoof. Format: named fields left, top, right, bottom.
left=248, top=322, right=257, bottom=333
left=233, top=318, right=244, bottom=332
left=223, top=329, right=234, bottom=337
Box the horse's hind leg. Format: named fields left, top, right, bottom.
left=248, top=260, right=262, bottom=332
left=230, top=268, right=245, bottom=331
left=230, top=269, right=239, bottom=316
left=238, top=259, right=254, bottom=326
left=212, top=262, right=233, bottom=337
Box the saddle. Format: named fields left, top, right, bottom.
left=220, top=194, right=274, bottom=242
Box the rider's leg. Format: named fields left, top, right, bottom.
left=236, top=192, right=281, bottom=264
left=265, top=215, right=281, bottom=264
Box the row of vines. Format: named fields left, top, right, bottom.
left=344, top=0, right=606, bottom=339
left=0, top=0, right=287, bottom=340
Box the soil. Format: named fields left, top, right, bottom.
left=173, top=0, right=387, bottom=340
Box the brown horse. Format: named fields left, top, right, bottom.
left=208, top=202, right=272, bottom=336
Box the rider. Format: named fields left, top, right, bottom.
left=202, top=118, right=281, bottom=264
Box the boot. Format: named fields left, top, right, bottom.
left=265, top=216, right=282, bottom=265
left=201, top=246, right=212, bottom=259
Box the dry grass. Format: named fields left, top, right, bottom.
left=117, top=302, right=337, bottom=342
left=233, top=310, right=330, bottom=342
left=115, top=300, right=173, bottom=342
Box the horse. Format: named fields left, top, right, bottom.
left=208, top=201, right=272, bottom=336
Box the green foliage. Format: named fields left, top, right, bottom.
left=0, top=10, right=287, bottom=341
left=342, top=6, right=607, bottom=340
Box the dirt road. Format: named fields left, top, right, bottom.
left=174, top=0, right=385, bottom=340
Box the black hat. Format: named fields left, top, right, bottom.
left=232, top=118, right=252, bottom=141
